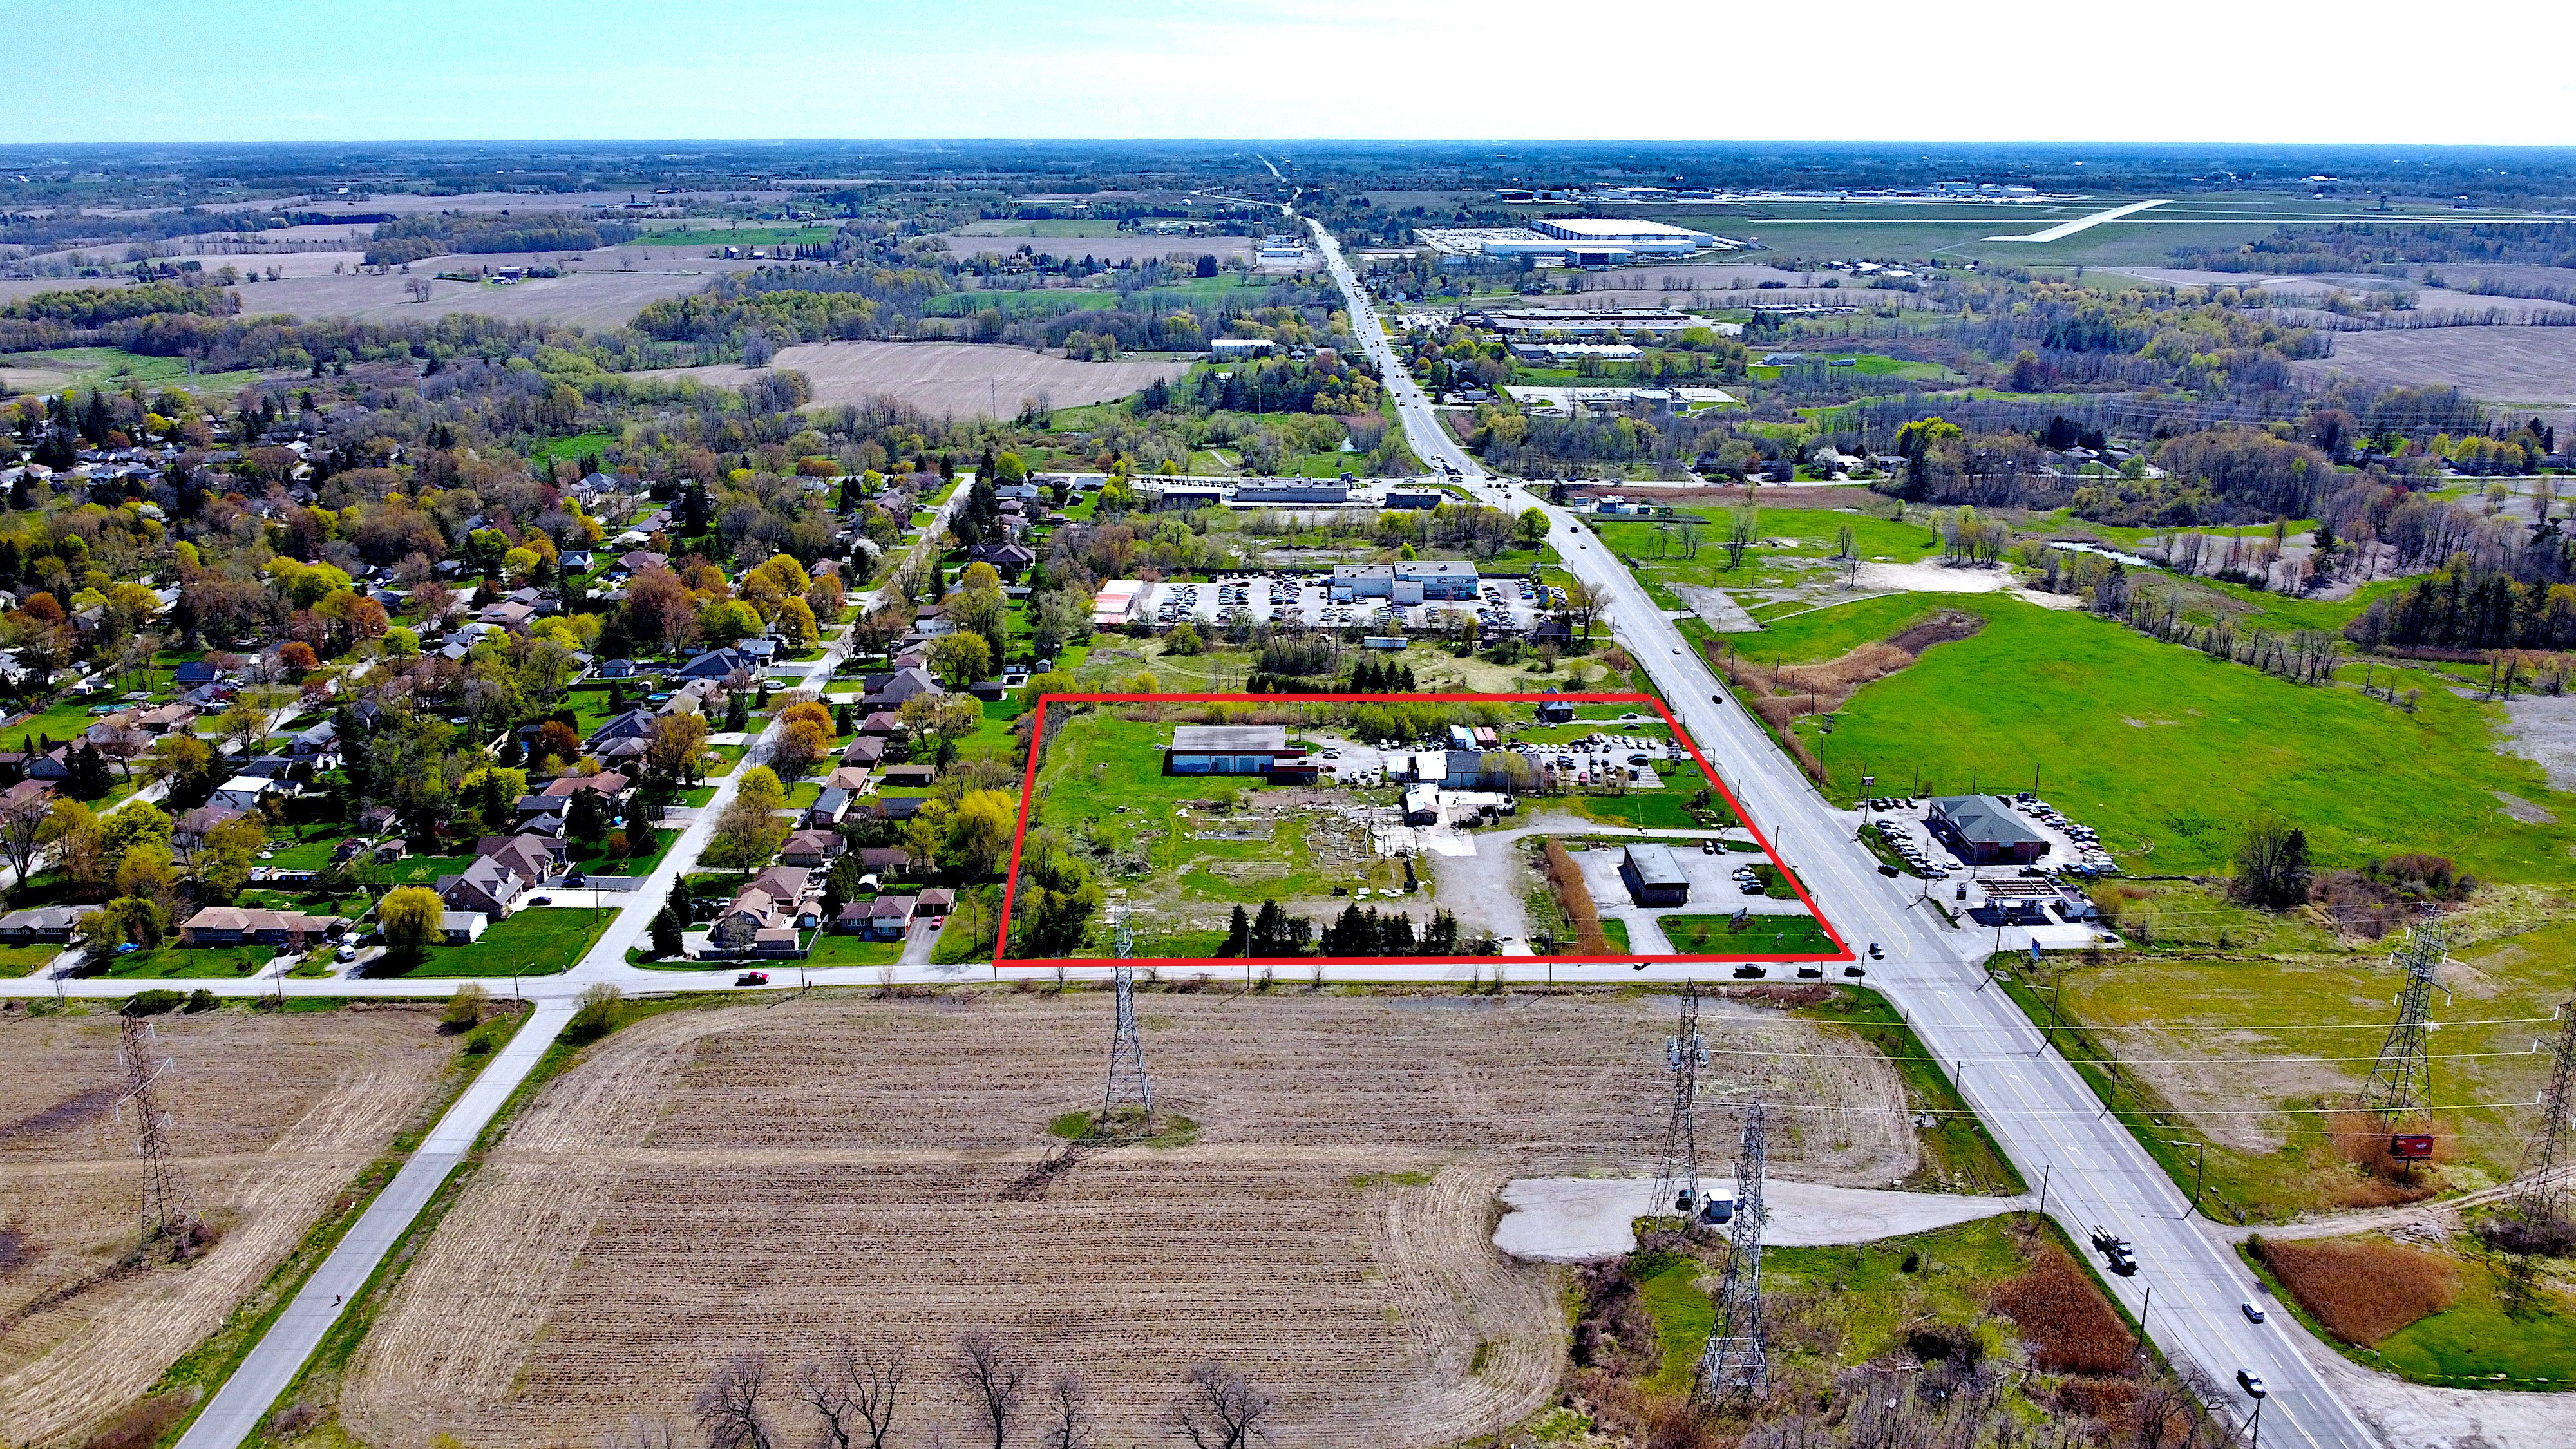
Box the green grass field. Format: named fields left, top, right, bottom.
left=1593, top=505, right=1942, bottom=592
left=0, top=345, right=281, bottom=397
left=2371, top=1251, right=2576, bottom=1390
left=1657, top=913, right=1833, bottom=954
left=2009, top=915, right=2576, bottom=1221
left=808, top=933, right=906, bottom=966
left=387, top=907, right=612, bottom=978
left=1783, top=592, right=2576, bottom=881
left=638, top=224, right=834, bottom=248
left=0, top=942, right=62, bottom=977
left=98, top=944, right=280, bottom=979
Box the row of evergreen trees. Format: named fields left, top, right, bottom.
left=1214, top=898, right=1492, bottom=958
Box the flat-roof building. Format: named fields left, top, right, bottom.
left=1927, top=795, right=2049, bottom=865
left=1620, top=843, right=1692, bottom=907
left=1166, top=725, right=1316, bottom=781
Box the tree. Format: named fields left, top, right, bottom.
left=1038, top=1372, right=1092, bottom=1449
left=947, top=790, right=1018, bottom=876
left=649, top=900, right=683, bottom=958
left=1723, top=503, right=1759, bottom=569
left=43, top=799, right=104, bottom=899
left=952, top=1332, right=1023, bottom=1449
left=1168, top=1362, right=1276, bottom=1449
left=143, top=732, right=214, bottom=805
left=929, top=632, right=994, bottom=689
left=0, top=792, right=50, bottom=895
left=773, top=715, right=833, bottom=779
left=533, top=719, right=583, bottom=770
left=78, top=895, right=170, bottom=952
left=1513, top=508, right=1550, bottom=548
left=695, top=1354, right=775, bottom=1449
left=796, top=1344, right=907, bottom=1449
left=1558, top=580, right=1602, bottom=641
left=567, top=787, right=611, bottom=851
left=1219, top=904, right=1251, bottom=958
left=1167, top=622, right=1204, bottom=656
left=648, top=712, right=712, bottom=784
left=2231, top=816, right=2311, bottom=910
left=194, top=814, right=269, bottom=902
left=379, top=886, right=444, bottom=961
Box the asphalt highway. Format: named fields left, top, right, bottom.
left=1306, top=217, right=2374, bottom=1449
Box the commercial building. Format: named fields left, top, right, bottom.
left=1927, top=795, right=2050, bottom=865
left=1092, top=580, right=1148, bottom=627
left=1330, top=560, right=1481, bottom=603
left=1166, top=724, right=1317, bottom=780
left=1619, top=843, right=1692, bottom=907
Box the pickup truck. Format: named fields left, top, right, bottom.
left=2090, top=1224, right=2138, bottom=1276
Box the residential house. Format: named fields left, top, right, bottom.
left=596, top=658, right=638, bottom=678
left=779, top=829, right=844, bottom=867
left=441, top=911, right=489, bottom=943
left=675, top=647, right=761, bottom=681
left=437, top=851, right=538, bottom=919
left=177, top=907, right=346, bottom=949
left=806, top=787, right=853, bottom=826
left=856, top=846, right=918, bottom=878
left=916, top=887, right=955, bottom=920
left=0, top=904, right=99, bottom=943
left=174, top=802, right=248, bottom=849
left=860, top=667, right=943, bottom=711
left=618, top=549, right=669, bottom=575
left=709, top=866, right=815, bottom=952
left=878, top=763, right=938, bottom=790
left=213, top=775, right=279, bottom=813
left=840, top=736, right=891, bottom=767
left=864, top=895, right=918, bottom=940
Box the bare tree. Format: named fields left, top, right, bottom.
left=1723, top=503, right=1759, bottom=569
left=1558, top=580, right=1602, bottom=641
left=696, top=1354, right=775, bottom=1449
left=797, top=1343, right=907, bottom=1449
left=1168, top=1361, right=1276, bottom=1449
left=952, top=1332, right=1024, bottom=1449
left=1037, top=1372, right=1092, bottom=1449
left=604, top=1417, right=684, bottom=1449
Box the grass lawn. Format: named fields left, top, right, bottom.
left=0, top=345, right=279, bottom=395
left=565, top=826, right=678, bottom=878
left=382, top=907, right=612, bottom=978
left=808, top=933, right=906, bottom=966
left=1633, top=1215, right=2067, bottom=1397
left=0, top=942, right=62, bottom=977
left=2371, top=1252, right=2576, bottom=1390
left=705, top=742, right=746, bottom=776
left=386, top=855, right=477, bottom=887
left=1567, top=791, right=1732, bottom=831
left=1786, top=592, right=2576, bottom=882
left=1658, top=913, right=1833, bottom=955
left=1600, top=918, right=1631, bottom=952
left=97, top=945, right=279, bottom=978
left=1719, top=592, right=1955, bottom=666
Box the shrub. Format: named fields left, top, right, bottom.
left=1542, top=840, right=1611, bottom=955
left=81, top=1393, right=194, bottom=1449
left=440, top=983, right=489, bottom=1033
left=1988, top=1241, right=2136, bottom=1375
left=183, top=988, right=218, bottom=1013
left=565, top=982, right=624, bottom=1046
left=122, top=989, right=185, bottom=1017
left=2249, top=1235, right=2458, bottom=1346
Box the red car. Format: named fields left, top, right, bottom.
left=734, top=971, right=769, bottom=986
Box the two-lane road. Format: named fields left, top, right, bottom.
left=1304, top=217, right=2374, bottom=1449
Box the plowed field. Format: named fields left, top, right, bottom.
left=341, top=990, right=1914, bottom=1449
left=0, top=1007, right=455, bottom=1448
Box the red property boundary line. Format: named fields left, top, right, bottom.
left=991, top=692, right=1852, bottom=969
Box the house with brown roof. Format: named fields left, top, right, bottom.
left=709, top=866, right=815, bottom=952
left=779, top=829, right=844, bottom=867
left=178, top=907, right=346, bottom=949
left=862, top=895, right=918, bottom=940
left=840, top=736, right=890, bottom=767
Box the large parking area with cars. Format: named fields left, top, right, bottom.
left=1141, top=571, right=1548, bottom=634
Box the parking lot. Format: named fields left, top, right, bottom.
left=1861, top=793, right=2119, bottom=882
left=1141, top=571, right=1546, bottom=634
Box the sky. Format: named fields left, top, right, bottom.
left=14, top=0, right=2576, bottom=146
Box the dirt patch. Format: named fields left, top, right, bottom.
left=938, top=234, right=1254, bottom=265
left=341, top=992, right=1917, bottom=1449
left=630, top=339, right=1189, bottom=418
left=216, top=252, right=766, bottom=330
left=2294, top=326, right=2576, bottom=408
left=2250, top=1234, right=2459, bottom=1347
left=0, top=1089, right=120, bottom=1144
left=1714, top=609, right=1984, bottom=730
left=2496, top=693, right=2576, bottom=793
left=0, top=1008, right=452, bottom=1449
left=2493, top=791, right=2557, bottom=824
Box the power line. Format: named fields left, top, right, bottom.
left=1653, top=981, right=1710, bottom=1219
left=2362, top=925, right=2448, bottom=1126
left=115, top=1015, right=202, bottom=1262
left=1102, top=907, right=1153, bottom=1132
left=2507, top=1004, right=2576, bottom=1234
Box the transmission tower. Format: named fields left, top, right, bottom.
left=1652, top=982, right=1708, bottom=1218
left=2508, top=1004, right=2576, bottom=1232
left=1696, top=1102, right=1768, bottom=1403
left=116, top=1016, right=200, bottom=1258
left=2360, top=925, right=2448, bottom=1126
left=1101, top=908, right=1153, bottom=1132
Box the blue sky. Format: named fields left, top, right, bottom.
left=14, top=0, right=2575, bottom=145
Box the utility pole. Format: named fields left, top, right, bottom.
left=1653, top=981, right=1709, bottom=1218
left=1102, top=908, right=1153, bottom=1133
left=2507, top=1003, right=2576, bottom=1235
left=2360, top=925, right=2449, bottom=1126
left=2164, top=1138, right=2208, bottom=1217
left=116, top=1016, right=202, bottom=1260
left=1696, top=1102, right=1768, bottom=1403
